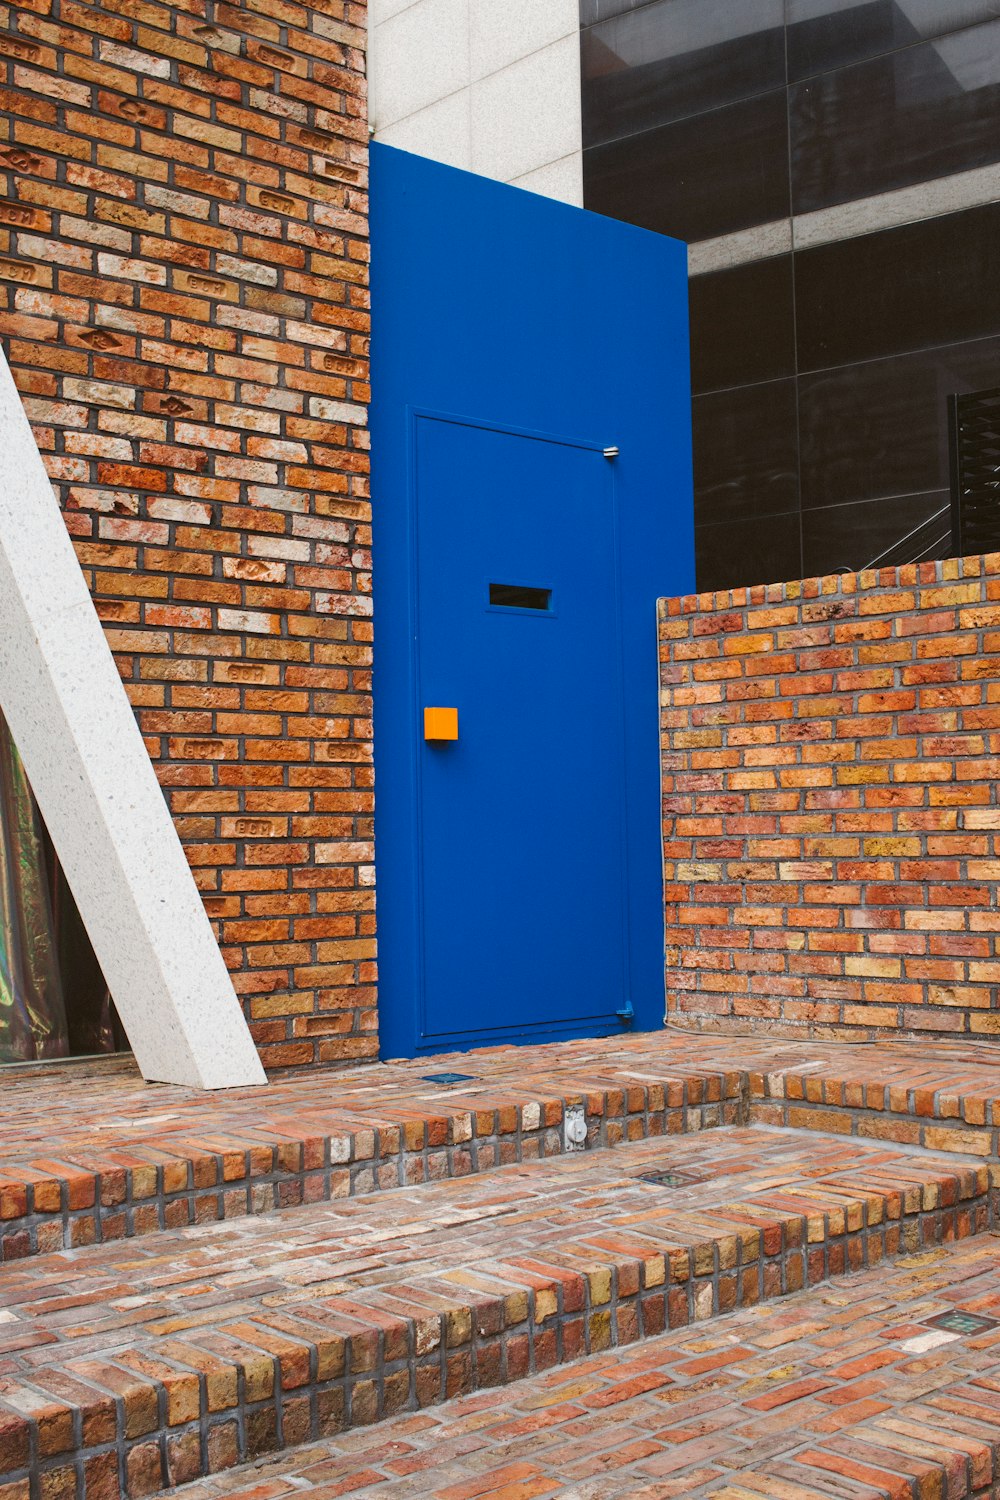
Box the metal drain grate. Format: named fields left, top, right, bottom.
left=924, top=1310, right=999, bottom=1336
left=636, top=1167, right=706, bottom=1188
left=421, top=1072, right=479, bottom=1085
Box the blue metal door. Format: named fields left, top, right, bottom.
left=371, top=144, right=694, bottom=1058
left=416, top=416, right=628, bottom=1045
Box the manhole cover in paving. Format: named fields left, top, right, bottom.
left=636, top=1167, right=707, bottom=1188
left=421, top=1072, right=479, bottom=1085
left=924, top=1310, right=999, bottom=1336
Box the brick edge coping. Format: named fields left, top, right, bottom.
left=657, top=548, right=1000, bottom=617
left=0, top=1160, right=990, bottom=1500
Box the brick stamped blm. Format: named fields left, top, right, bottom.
left=170, top=1233, right=1000, bottom=1500
left=0, top=1127, right=990, bottom=1497
left=7, top=1031, right=1000, bottom=1263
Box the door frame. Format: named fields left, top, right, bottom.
left=400, top=406, right=633, bottom=1055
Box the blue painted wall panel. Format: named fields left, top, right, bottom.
left=370, top=144, right=693, bottom=1059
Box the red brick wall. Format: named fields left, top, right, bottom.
left=1, top=0, right=374, bottom=1070
left=660, top=556, right=1000, bottom=1040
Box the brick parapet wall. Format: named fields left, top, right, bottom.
left=0, top=0, right=373, bottom=1069
left=659, top=554, right=1000, bottom=1040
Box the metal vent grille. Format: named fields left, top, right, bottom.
left=950, top=387, right=1000, bottom=556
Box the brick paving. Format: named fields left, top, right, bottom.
left=6, top=1031, right=1000, bottom=1263
left=0, top=1124, right=991, bottom=1497
left=161, top=1232, right=1000, bottom=1500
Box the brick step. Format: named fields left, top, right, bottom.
left=0, top=1051, right=745, bottom=1264
left=750, top=1056, right=1000, bottom=1161
left=7, top=1031, right=1000, bottom=1266
left=164, top=1231, right=1000, bottom=1500
left=0, top=1126, right=992, bottom=1498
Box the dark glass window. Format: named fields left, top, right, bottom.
left=580, top=0, right=1000, bottom=586
left=584, top=89, right=790, bottom=243
left=693, top=380, right=800, bottom=526
left=689, top=255, right=795, bottom=394
left=795, top=202, right=1000, bottom=371
left=695, top=511, right=803, bottom=591
left=791, top=21, right=1000, bottom=215
left=582, top=0, right=784, bottom=149
left=787, top=0, right=1000, bottom=82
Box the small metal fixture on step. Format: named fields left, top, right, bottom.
left=924, top=1310, right=999, bottom=1335
left=564, top=1103, right=587, bottom=1152
left=421, top=1071, right=478, bottom=1085
left=638, top=1166, right=706, bottom=1188
left=603, top=445, right=619, bottom=459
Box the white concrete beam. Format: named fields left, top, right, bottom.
left=0, top=352, right=267, bottom=1089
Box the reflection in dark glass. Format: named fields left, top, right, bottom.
left=795, top=202, right=1000, bottom=371
left=582, top=0, right=784, bottom=149
left=693, top=380, right=800, bottom=528
left=696, top=511, right=803, bottom=591
left=791, top=21, right=1000, bottom=214
left=787, top=0, right=1000, bottom=82
left=689, top=256, right=795, bottom=394
left=798, top=335, right=1000, bottom=510
left=801, top=490, right=952, bottom=575
left=584, top=89, right=789, bottom=242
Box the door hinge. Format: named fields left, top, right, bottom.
left=616, top=1000, right=635, bottom=1027
left=603, top=446, right=619, bottom=459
